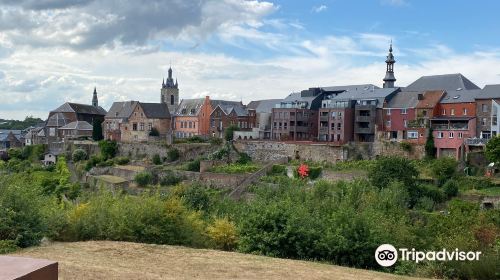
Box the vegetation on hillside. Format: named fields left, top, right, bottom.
left=0, top=116, right=44, bottom=130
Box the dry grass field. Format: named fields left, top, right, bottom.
left=14, top=241, right=432, bottom=280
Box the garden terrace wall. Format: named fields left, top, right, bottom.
left=118, top=142, right=218, bottom=161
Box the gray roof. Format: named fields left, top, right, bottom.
left=46, top=113, right=71, bottom=127
left=0, top=130, right=22, bottom=142
left=140, top=103, right=171, bottom=119
left=280, top=92, right=319, bottom=109
left=386, top=91, right=421, bottom=108
left=176, top=98, right=205, bottom=116
left=247, top=99, right=281, bottom=113
left=331, top=87, right=400, bottom=108
left=440, top=89, right=481, bottom=104
left=321, top=84, right=379, bottom=92
left=106, top=101, right=139, bottom=119
left=52, top=102, right=107, bottom=115
left=406, top=73, right=480, bottom=91
left=476, top=84, right=500, bottom=100
left=214, top=103, right=249, bottom=117
left=59, top=121, right=93, bottom=130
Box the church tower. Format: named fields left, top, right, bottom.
left=161, top=66, right=179, bottom=114
left=383, top=42, right=396, bottom=88
left=92, top=87, right=98, bottom=107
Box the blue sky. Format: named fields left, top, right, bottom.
left=0, top=0, right=500, bottom=120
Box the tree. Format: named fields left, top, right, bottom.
left=425, top=128, right=436, bottom=159
left=368, top=156, right=419, bottom=189
left=149, top=127, right=160, bottom=137
left=485, top=135, right=500, bottom=163
left=98, top=140, right=118, bottom=160
left=224, top=125, right=240, bottom=142
left=92, top=119, right=103, bottom=141
left=430, top=157, right=458, bottom=186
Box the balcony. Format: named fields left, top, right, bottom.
left=319, top=127, right=329, bottom=133
left=354, top=127, right=373, bottom=134
left=431, top=123, right=469, bottom=130
left=465, top=138, right=489, bottom=146
left=320, top=116, right=329, bottom=122
left=355, top=116, right=372, bottom=122
left=407, top=119, right=427, bottom=128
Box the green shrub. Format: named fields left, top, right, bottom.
left=176, top=183, right=211, bottom=212
left=308, top=166, right=322, bottom=180
left=442, top=179, right=459, bottom=198
left=114, top=156, right=130, bottom=165
left=415, top=196, right=435, bottom=211
left=160, top=171, right=183, bottom=186
left=416, top=184, right=445, bottom=204
left=224, top=125, right=239, bottom=142
left=209, top=137, right=223, bottom=145
left=134, top=172, right=153, bottom=187
left=431, top=157, right=458, bottom=186
left=236, top=152, right=252, bottom=164
left=149, top=127, right=160, bottom=136
left=96, top=159, right=114, bottom=167
left=270, top=164, right=287, bottom=175
left=208, top=145, right=230, bottom=161
left=72, top=149, right=87, bottom=162
left=152, top=154, right=162, bottom=165
left=368, top=156, right=419, bottom=189
left=187, top=136, right=205, bottom=143
left=98, top=140, right=118, bottom=160
left=85, top=154, right=104, bottom=171
left=167, top=148, right=180, bottom=162
left=399, top=142, right=412, bottom=152
left=186, top=158, right=201, bottom=172
left=211, top=163, right=260, bottom=174
left=7, top=148, right=22, bottom=160
left=0, top=240, right=19, bottom=254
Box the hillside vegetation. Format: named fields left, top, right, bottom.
left=15, top=241, right=429, bottom=280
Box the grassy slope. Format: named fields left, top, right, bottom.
left=14, top=241, right=431, bottom=280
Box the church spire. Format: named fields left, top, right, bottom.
left=92, top=87, right=98, bottom=107
left=383, top=41, right=396, bottom=88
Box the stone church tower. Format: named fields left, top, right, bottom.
left=161, top=66, right=179, bottom=114
left=383, top=42, right=396, bottom=88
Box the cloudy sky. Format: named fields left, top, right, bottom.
left=1, top=0, right=500, bottom=120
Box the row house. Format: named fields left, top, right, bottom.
left=245, top=99, right=281, bottom=139
left=381, top=91, right=420, bottom=142
left=431, top=89, right=479, bottom=159
left=104, top=101, right=171, bottom=142
left=475, top=84, right=500, bottom=139
left=174, top=97, right=213, bottom=138
left=210, top=102, right=256, bottom=138
left=271, top=88, right=325, bottom=141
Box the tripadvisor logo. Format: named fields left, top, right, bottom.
left=375, top=244, right=482, bottom=267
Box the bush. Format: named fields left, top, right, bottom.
left=368, top=156, right=419, bottom=189
left=399, top=142, right=412, bottom=152
left=187, top=136, right=205, bottom=143
left=152, top=154, right=162, bottom=165
left=149, top=127, right=160, bottom=137
left=167, top=148, right=180, bottom=162
left=98, top=140, right=118, bottom=160
left=177, top=183, right=211, bottom=212
left=224, top=125, right=239, bottom=142
left=431, top=157, right=458, bottom=186
left=308, top=166, right=322, bottom=180
left=485, top=135, right=500, bottom=163
left=0, top=240, right=19, bottom=254
left=134, top=172, right=153, bottom=187
left=114, top=156, right=130, bottom=165
left=85, top=154, right=104, bottom=171
left=186, top=158, right=201, bottom=172
left=96, top=159, right=114, bottom=167
left=270, top=164, right=287, bottom=175
left=72, top=149, right=87, bottom=162
left=236, top=152, right=252, bottom=164
left=443, top=179, right=459, bottom=198
left=160, top=171, right=183, bottom=186
left=209, top=137, right=223, bottom=146
left=208, top=145, right=230, bottom=161
left=207, top=218, right=238, bottom=251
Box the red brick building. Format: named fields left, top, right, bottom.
left=209, top=102, right=256, bottom=138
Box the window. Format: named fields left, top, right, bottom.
left=193, top=122, right=196, bottom=129
left=148, top=123, right=152, bottom=131
left=171, top=95, right=174, bottom=105
left=408, top=131, right=418, bottom=139
left=386, top=120, right=391, bottom=127
left=140, top=123, right=144, bottom=131
left=132, top=123, right=137, bottom=131
left=463, top=108, right=467, bottom=115
left=49, top=128, right=55, bottom=136
left=273, top=122, right=277, bottom=128
left=404, top=120, right=407, bottom=128
left=437, top=132, right=444, bottom=138
left=189, top=122, right=192, bottom=128
left=278, top=112, right=282, bottom=118
left=180, top=122, right=184, bottom=128
left=211, top=120, right=215, bottom=128
left=458, top=132, right=463, bottom=138
left=337, top=123, right=342, bottom=130
left=482, top=118, right=487, bottom=126
left=401, top=108, right=407, bottom=115
left=331, top=122, right=335, bottom=129
left=442, top=109, right=446, bottom=115
left=338, top=112, right=342, bottom=117
left=386, top=109, right=391, bottom=115
left=331, top=112, right=337, bottom=118
left=482, top=104, right=489, bottom=113
left=450, top=108, right=455, bottom=115
left=284, top=122, right=288, bottom=129
left=449, top=132, right=454, bottom=138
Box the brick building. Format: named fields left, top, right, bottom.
left=475, top=84, right=500, bottom=139
left=174, top=97, right=213, bottom=138
left=381, top=91, right=420, bottom=142
left=209, top=102, right=256, bottom=138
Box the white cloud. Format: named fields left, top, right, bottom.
left=312, top=5, right=327, bottom=13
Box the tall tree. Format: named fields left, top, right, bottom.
left=485, top=135, right=500, bottom=163
left=92, top=119, right=103, bottom=141
left=425, top=127, right=436, bottom=159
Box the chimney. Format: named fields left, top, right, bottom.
left=418, top=93, right=424, bottom=100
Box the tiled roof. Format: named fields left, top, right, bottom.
left=321, top=84, right=379, bottom=92
left=52, top=102, right=107, bottom=115
left=476, top=84, right=500, bottom=100
left=140, top=103, right=171, bottom=119
left=247, top=99, right=281, bottom=113
left=176, top=98, right=205, bottom=116
left=106, top=101, right=139, bottom=119
left=406, top=73, right=480, bottom=91
left=440, top=89, right=481, bottom=104
left=59, top=121, right=93, bottom=130
left=46, top=113, right=71, bottom=127
left=386, top=91, right=421, bottom=108
left=331, top=87, right=400, bottom=108
left=416, top=90, right=445, bottom=109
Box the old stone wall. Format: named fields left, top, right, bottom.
left=118, top=142, right=218, bottom=161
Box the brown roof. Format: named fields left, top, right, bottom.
left=416, top=90, right=445, bottom=109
